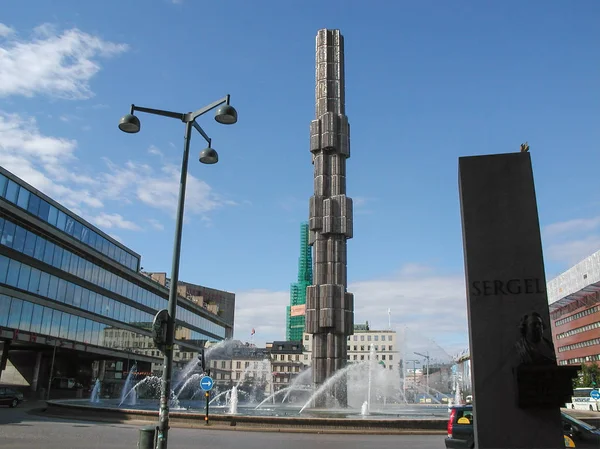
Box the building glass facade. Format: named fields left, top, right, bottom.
left=0, top=172, right=138, bottom=271
left=0, top=167, right=231, bottom=364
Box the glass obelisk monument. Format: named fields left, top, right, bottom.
left=305, top=29, right=354, bottom=408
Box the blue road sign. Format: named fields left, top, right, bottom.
left=200, top=376, right=214, bottom=391
left=590, top=390, right=600, bottom=400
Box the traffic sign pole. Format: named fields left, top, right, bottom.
left=205, top=391, right=210, bottom=425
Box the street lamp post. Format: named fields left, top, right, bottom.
left=414, top=351, right=430, bottom=398
left=118, top=96, right=237, bottom=449
left=406, top=359, right=420, bottom=403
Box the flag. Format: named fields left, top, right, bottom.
left=251, top=328, right=255, bottom=336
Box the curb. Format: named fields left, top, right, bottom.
left=35, top=404, right=448, bottom=435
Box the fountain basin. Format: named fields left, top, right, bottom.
left=45, top=400, right=447, bottom=434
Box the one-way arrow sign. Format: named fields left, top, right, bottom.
left=200, top=375, right=214, bottom=391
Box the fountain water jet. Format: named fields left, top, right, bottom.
left=90, top=379, right=101, bottom=403
left=175, top=374, right=202, bottom=401
left=361, top=401, right=368, bottom=416
left=366, top=344, right=375, bottom=414
left=299, top=362, right=364, bottom=413
left=228, top=386, right=238, bottom=414
left=119, top=364, right=138, bottom=407
left=282, top=368, right=312, bottom=403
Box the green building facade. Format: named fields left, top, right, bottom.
left=286, top=222, right=313, bottom=341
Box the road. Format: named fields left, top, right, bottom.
left=0, top=402, right=445, bottom=449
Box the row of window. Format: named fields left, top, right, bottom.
left=0, top=172, right=138, bottom=271
left=347, top=345, right=394, bottom=352
left=555, top=305, right=599, bottom=327
left=349, top=334, right=393, bottom=342
left=348, top=354, right=394, bottom=362
left=557, top=337, right=600, bottom=353
left=0, top=254, right=218, bottom=342
left=559, top=353, right=600, bottom=365
left=0, top=293, right=152, bottom=349
left=0, top=215, right=225, bottom=338
left=556, top=321, right=600, bottom=340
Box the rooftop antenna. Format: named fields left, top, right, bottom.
left=388, top=308, right=392, bottom=330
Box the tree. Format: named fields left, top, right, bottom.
left=573, top=362, right=600, bottom=388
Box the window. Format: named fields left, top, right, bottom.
left=16, top=186, right=30, bottom=209
left=0, top=295, right=10, bottom=326
left=5, top=180, right=19, bottom=203
left=28, top=194, right=41, bottom=216
left=0, top=174, right=7, bottom=196
left=7, top=297, right=23, bottom=328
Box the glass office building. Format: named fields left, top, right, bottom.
left=0, top=166, right=233, bottom=392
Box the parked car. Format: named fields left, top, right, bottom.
left=445, top=404, right=600, bottom=448
left=0, top=386, right=24, bottom=408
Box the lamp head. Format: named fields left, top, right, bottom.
left=199, top=147, right=219, bottom=164
left=118, top=114, right=141, bottom=133
left=214, top=104, right=238, bottom=125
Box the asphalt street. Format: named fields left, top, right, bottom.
left=0, top=401, right=445, bottom=449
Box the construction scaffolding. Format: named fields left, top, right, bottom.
left=286, top=222, right=313, bottom=341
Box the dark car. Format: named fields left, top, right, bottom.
left=445, top=405, right=600, bottom=448
left=0, top=386, right=24, bottom=408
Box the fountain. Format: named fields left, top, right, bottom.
left=59, top=337, right=452, bottom=434
left=90, top=379, right=101, bottom=403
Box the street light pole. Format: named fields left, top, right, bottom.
left=406, top=359, right=420, bottom=403
left=46, top=339, right=58, bottom=401
left=118, top=96, right=237, bottom=449
left=414, top=351, right=430, bottom=398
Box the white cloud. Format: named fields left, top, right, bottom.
left=545, top=216, right=600, bottom=237
left=148, top=145, right=163, bottom=157
left=147, top=218, right=165, bottom=231
left=0, top=112, right=103, bottom=210
left=545, top=235, right=600, bottom=267
left=543, top=216, right=600, bottom=267
left=1, top=112, right=235, bottom=238
left=353, top=196, right=376, bottom=215
left=0, top=23, right=128, bottom=99
left=234, top=265, right=468, bottom=360
left=0, top=24, right=15, bottom=37
left=89, top=212, right=141, bottom=231
left=99, top=158, right=231, bottom=219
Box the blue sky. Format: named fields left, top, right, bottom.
left=1, top=0, right=599, bottom=360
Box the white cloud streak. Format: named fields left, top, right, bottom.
left=543, top=216, right=600, bottom=267
left=0, top=24, right=15, bottom=37
left=89, top=212, right=141, bottom=231
left=0, top=22, right=128, bottom=99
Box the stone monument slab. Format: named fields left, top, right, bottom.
left=459, top=152, right=575, bottom=449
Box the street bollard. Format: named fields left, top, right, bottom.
left=138, top=425, right=157, bottom=449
